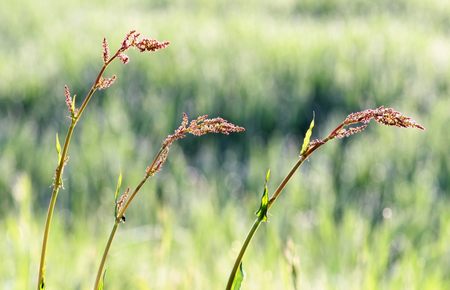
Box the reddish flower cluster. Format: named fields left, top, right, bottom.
left=145, top=113, right=244, bottom=177
left=97, top=30, right=170, bottom=90
left=97, top=75, right=117, bottom=90
left=163, top=113, right=245, bottom=147
left=189, top=115, right=245, bottom=136
left=102, top=38, right=110, bottom=64
left=146, top=147, right=170, bottom=177
left=163, top=113, right=190, bottom=148
left=116, top=187, right=129, bottom=221
left=336, top=124, right=369, bottom=139
left=117, top=53, right=129, bottom=64
left=113, top=30, right=170, bottom=65
left=120, top=30, right=141, bottom=51
left=134, top=38, right=170, bottom=52
left=309, top=138, right=325, bottom=147
left=343, top=106, right=425, bottom=130
left=64, top=85, right=73, bottom=114
left=304, top=106, right=425, bottom=153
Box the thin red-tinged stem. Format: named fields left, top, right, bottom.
left=117, top=147, right=165, bottom=218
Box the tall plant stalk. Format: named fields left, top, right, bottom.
left=37, top=30, right=170, bottom=290
left=226, top=107, right=424, bottom=289
left=93, top=114, right=244, bottom=289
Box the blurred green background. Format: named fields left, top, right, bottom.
left=1, top=0, right=449, bottom=289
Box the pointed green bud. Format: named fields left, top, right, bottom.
left=114, top=172, right=122, bottom=218
left=56, top=133, right=61, bottom=163
left=256, top=169, right=270, bottom=222
left=300, top=112, right=315, bottom=156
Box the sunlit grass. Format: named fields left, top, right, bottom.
left=1, top=0, right=449, bottom=289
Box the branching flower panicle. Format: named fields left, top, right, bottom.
left=162, top=113, right=190, bottom=147
left=135, top=38, right=171, bottom=52
left=373, top=106, right=425, bottom=129
left=163, top=113, right=245, bottom=147
left=146, top=147, right=170, bottom=177
left=95, top=30, right=170, bottom=89
left=145, top=113, right=245, bottom=177
left=343, top=106, right=425, bottom=130
left=116, top=30, right=170, bottom=65
left=188, top=115, right=245, bottom=136
left=335, top=124, right=369, bottom=139
left=121, top=30, right=140, bottom=51
left=328, top=106, right=424, bottom=142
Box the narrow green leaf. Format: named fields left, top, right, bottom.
left=98, top=269, right=106, bottom=290
left=256, top=169, right=270, bottom=222
left=114, top=172, right=122, bottom=201
left=71, top=94, right=77, bottom=116
left=300, top=112, right=315, bottom=156
left=114, top=172, right=122, bottom=218
left=231, top=262, right=245, bottom=290
left=55, top=133, right=61, bottom=162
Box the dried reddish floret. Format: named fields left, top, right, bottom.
left=117, top=53, right=129, bottom=64
left=97, top=75, right=117, bottom=90
left=121, top=30, right=140, bottom=51
left=102, top=37, right=110, bottom=64
left=64, top=85, right=72, bottom=114
left=151, top=113, right=244, bottom=177
left=336, top=124, right=369, bottom=139
left=343, top=106, right=425, bottom=130
left=134, top=38, right=170, bottom=52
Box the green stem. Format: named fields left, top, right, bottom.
left=37, top=120, right=76, bottom=290
left=225, top=156, right=305, bottom=290
left=93, top=221, right=119, bottom=290
left=225, top=217, right=262, bottom=290
left=37, top=52, right=119, bottom=290
left=92, top=146, right=164, bottom=290
left=267, top=156, right=305, bottom=209
left=92, top=174, right=149, bottom=290
left=225, top=121, right=342, bottom=289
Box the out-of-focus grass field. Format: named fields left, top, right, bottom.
left=1, top=0, right=449, bottom=289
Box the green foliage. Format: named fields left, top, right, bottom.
left=231, top=263, right=244, bottom=290
left=113, top=172, right=122, bottom=218
left=256, top=169, right=270, bottom=222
